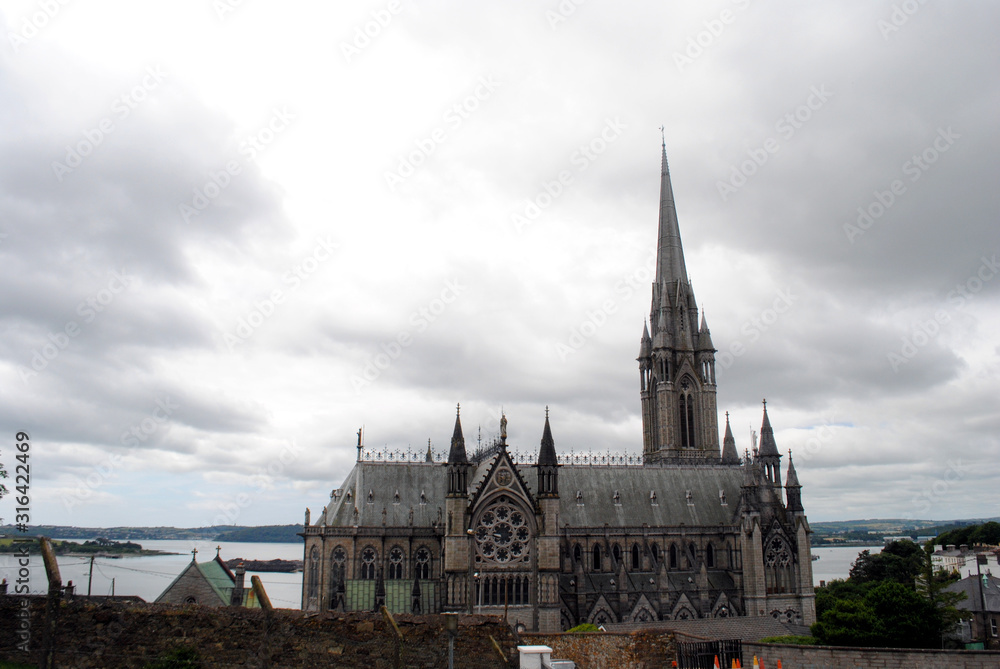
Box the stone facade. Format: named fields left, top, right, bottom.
left=301, top=145, right=816, bottom=632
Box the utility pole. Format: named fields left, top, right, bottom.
left=111, top=578, right=115, bottom=596
left=87, top=555, right=95, bottom=597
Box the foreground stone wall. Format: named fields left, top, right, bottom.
left=744, top=641, right=1000, bottom=669
left=522, top=630, right=677, bottom=669
left=0, top=596, right=517, bottom=668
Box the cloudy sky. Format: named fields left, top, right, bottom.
left=1, top=0, right=997, bottom=529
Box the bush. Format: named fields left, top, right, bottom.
left=566, top=623, right=601, bottom=633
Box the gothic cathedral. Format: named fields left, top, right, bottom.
left=300, top=144, right=816, bottom=632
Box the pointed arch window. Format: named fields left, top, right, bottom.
left=388, top=546, right=404, bottom=580
left=631, top=544, right=641, bottom=571
left=706, top=543, right=715, bottom=568
left=331, top=546, right=347, bottom=583
left=360, top=547, right=377, bottom=580
left=679, top=384, right=696, bottom=449
left=414, top=547, right=430, bottom=579
left=592, top=544, right=602, bottom=571
left=613, top=544, right=622, bottom=564
left=669, top=543, right=678, bottom=570
left=307, top=546, right=320, bottom=599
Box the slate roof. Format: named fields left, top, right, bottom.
left=554, top=465, right=743, bottom=528
left=321, top=459, right=744, bottom=530
left=322, top=462, right=446, bottom=528
left=946, top=574, right=1000, bottom=613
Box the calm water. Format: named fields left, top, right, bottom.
left=0, top=541, right=877, bottom=608
left=0, top=539, right=306, bottom=609
left=810, top=545, right=882, bottom=585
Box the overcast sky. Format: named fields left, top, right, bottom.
left=1, top=0, right=997, bottom=529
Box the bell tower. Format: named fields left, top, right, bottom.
left=638, top=142, right=720, bottom=465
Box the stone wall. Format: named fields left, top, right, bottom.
left=522, top=630, right=677, bottom=669
left=744, top=641, right=1000, bottom=669
left=0, top=596, right=518, bottom=668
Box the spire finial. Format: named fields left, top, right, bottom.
left=659, top=125, right=665, bottom=148
left=191, top=547, right=198, bottom=562
left=725, top=411, right=729, bottom=420
left=456, top=402, right=460, bottom=416
left=762, top=398, right=767, bottom=409
left=216, top=545, right=221, bottom=557
left=545, top=405, right=549, bottom=418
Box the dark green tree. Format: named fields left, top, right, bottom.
left=811, top=599, right=885, bottom=646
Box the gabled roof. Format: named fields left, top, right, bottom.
left=945, top=574, right=1000, bottom=613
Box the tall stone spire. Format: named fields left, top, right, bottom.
left=785, top=449, right=803, bottom=512
left=447, top=403, right=467, bottom=464
left=640, top=141, right=719, bottom=465
left=757, top=400, right=782, bottom=486
left=721, top=412, right=740, bottom=464
left=655, top=141, right=689, bottom=288
left=758, top=400, right=779, bottom=457
left=536, top=406, right=558, bottom=497
left=538, top=406, right=557, bottom=466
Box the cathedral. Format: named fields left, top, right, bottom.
left=300, top=144, right=816, bottom=632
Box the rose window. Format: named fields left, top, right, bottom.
left=475, top=496, right=530, bottom=564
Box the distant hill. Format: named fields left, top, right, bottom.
left=809, top=517, right=1000, bottom=547
left=213, top=525, right=303, bottom=543
left=0, top=524, right=303, bottom=543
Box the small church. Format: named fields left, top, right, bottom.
left=156, top=548, right=261, bottom=608
left=300, top=144, right=816, bottom=632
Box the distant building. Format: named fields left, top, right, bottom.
left=300, top=145, right=816, bottom=632
left=156, top=547, right=260, bottom=608
left=945, top=573, right=1000, bottom=648
left=932, top=545, right=1000, bottom=579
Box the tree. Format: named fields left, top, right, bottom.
left=811, top=599, right=885, bottom=646
left=849, top=540, right=924, bottom=587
